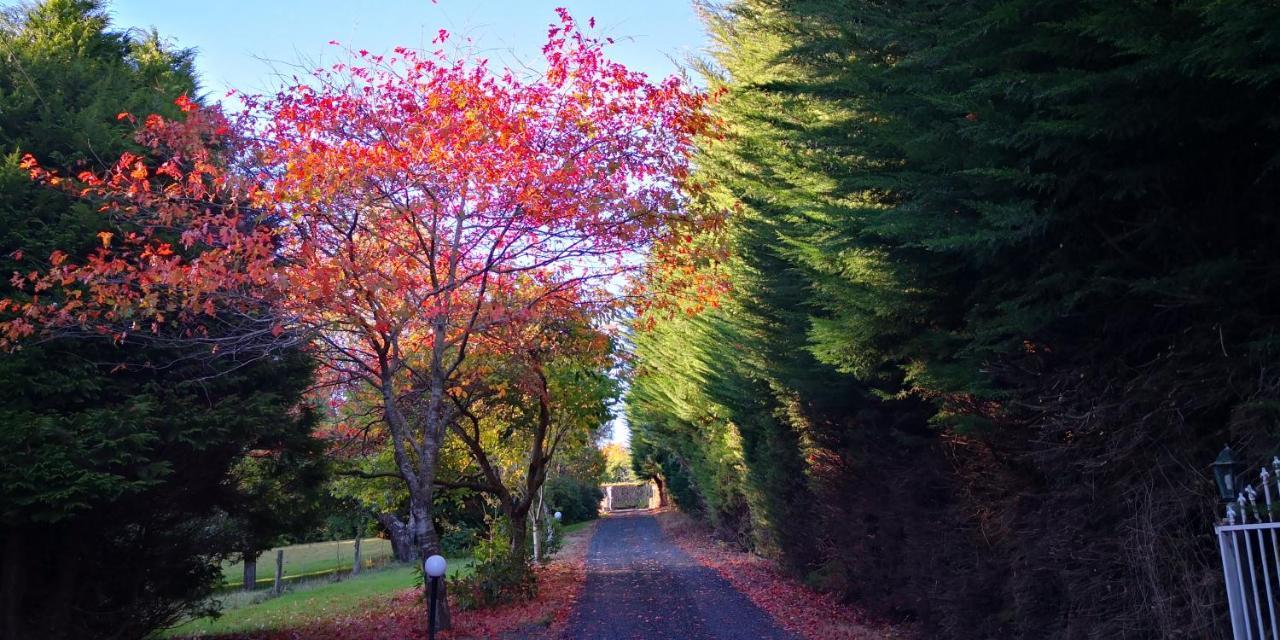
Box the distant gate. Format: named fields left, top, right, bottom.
left=600, top=481, right=659, bottom=512
left=1214, top=449, right=1280, bottom=639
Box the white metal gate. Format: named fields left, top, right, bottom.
left=1216, top=458, right=1280, bottom=640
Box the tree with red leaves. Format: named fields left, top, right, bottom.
left=251, top=8, right=712, bottom=572
left=4, top=8, right=715, bottom=620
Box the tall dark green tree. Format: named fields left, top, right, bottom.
left=631, top=0, right=1280, bottom=637
left=0, top=2, right=324, bottom=638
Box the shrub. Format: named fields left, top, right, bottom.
left=544, top=476, right=602, bottom=524
left=538, top=517, right=564, bottom=559
left=440, top=524, right=480, bottom=557
left=450, top=518, right=536, bottom=610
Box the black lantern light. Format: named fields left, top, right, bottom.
left=1214, top=444, right=1242, bottom=501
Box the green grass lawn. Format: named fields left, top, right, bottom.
left=221, top=538, right=394, bottom=587
left=561, top=520, right=593, bottom=536
left=167, top=522, right=595, bottom=637
left=168, top=559, right=474, bottom=637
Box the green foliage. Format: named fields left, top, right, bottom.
left=543, top=476, right=601, bottom=525
left=0, top=0, right=199, bottom=529
left=539, top=517, right=565, bottom=558
left=0, top=3, right=324, bottom=638
left=628, top=301, right=820, bottom=557
left=632, top=0, right=1280, bottom=637
left=450, top=517, right=536, bottom=611
left=230, top=409, right=330, bottom=556
left=601, top=442, right=635, bottom=482
left=327, top=437, right=420, bottom=542
left=439, top=524, right=481, bottom=557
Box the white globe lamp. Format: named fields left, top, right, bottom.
left=424, top=554, right=447, bottom=578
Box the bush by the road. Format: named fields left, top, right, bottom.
left=545, top=477, right=602, bottom=524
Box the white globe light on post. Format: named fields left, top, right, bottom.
left=424, top=554, right=447, bottom=578
left=554, top=511, right=562, bottom=521
left=424, top=555, right=447, bottom=640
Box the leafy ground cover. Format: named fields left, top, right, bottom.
left=220, top=538, right=394, bottom=588
left=170, top=523, right=594, bottom=639
left=655, top=510, right=913, bottom=640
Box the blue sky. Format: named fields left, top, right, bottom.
left=96, top=0, right=705, bottom=445
left=102, top=0, right=711, bottom=101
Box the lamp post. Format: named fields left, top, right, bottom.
left=424, top=555, right=447, bottom=640
left=1214, top=445, right=1242, bottom=502
left=554, top=511, right=562, bottom=522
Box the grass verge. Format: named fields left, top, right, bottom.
left=560, top=520, right=593, bottom=536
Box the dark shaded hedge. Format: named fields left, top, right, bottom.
left=545, top=476, right=602, bottom=525
left=630, top=1, right=1280, bottom=637
left=0, top=3, right=323, bottom=638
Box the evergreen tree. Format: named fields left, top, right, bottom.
left=0, top=3, right=324, bottom=638
left=632, top=0, right=1280, bottom=637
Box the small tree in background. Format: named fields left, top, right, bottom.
left=602, top=442, right=635, bottom=482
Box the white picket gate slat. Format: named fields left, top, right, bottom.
left=1216, top=458, right=1280, bottom=640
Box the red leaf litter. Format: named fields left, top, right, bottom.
left=655, top=509, right=915, bottom=640
left=211, top=525, right=591, bottom=640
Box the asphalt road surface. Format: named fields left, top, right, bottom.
left=561, top=512, right=795, bottom=640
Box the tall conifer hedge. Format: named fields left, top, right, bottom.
left=631, top=1, right=1280, bottom=636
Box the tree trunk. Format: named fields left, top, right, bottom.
left=530, top=510, right=541, bottom=563
left=508, top=507, right=529, bottom=557
left=378, top=340, right=456, bottom=630
left=274, top=550, right=284, bottom=594
left=2, top=528, right=25, bottom=640
left=653, top=475, right=668, bottom=507
left=411, top=494, right=450, bottom=629
left=377, top=513, right=416, bottom=562
left=352, top=534, right=362, bottom=575
left=242, top=550, right=260, bottom=591
left=48, top=542, right=76, bottom=640
left=530, top=485, right=549, bottom=562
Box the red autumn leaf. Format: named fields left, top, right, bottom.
left=174, top=93, right=197, bottom=113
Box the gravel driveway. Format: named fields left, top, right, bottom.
left=560, top=512, right=795, bottom=640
